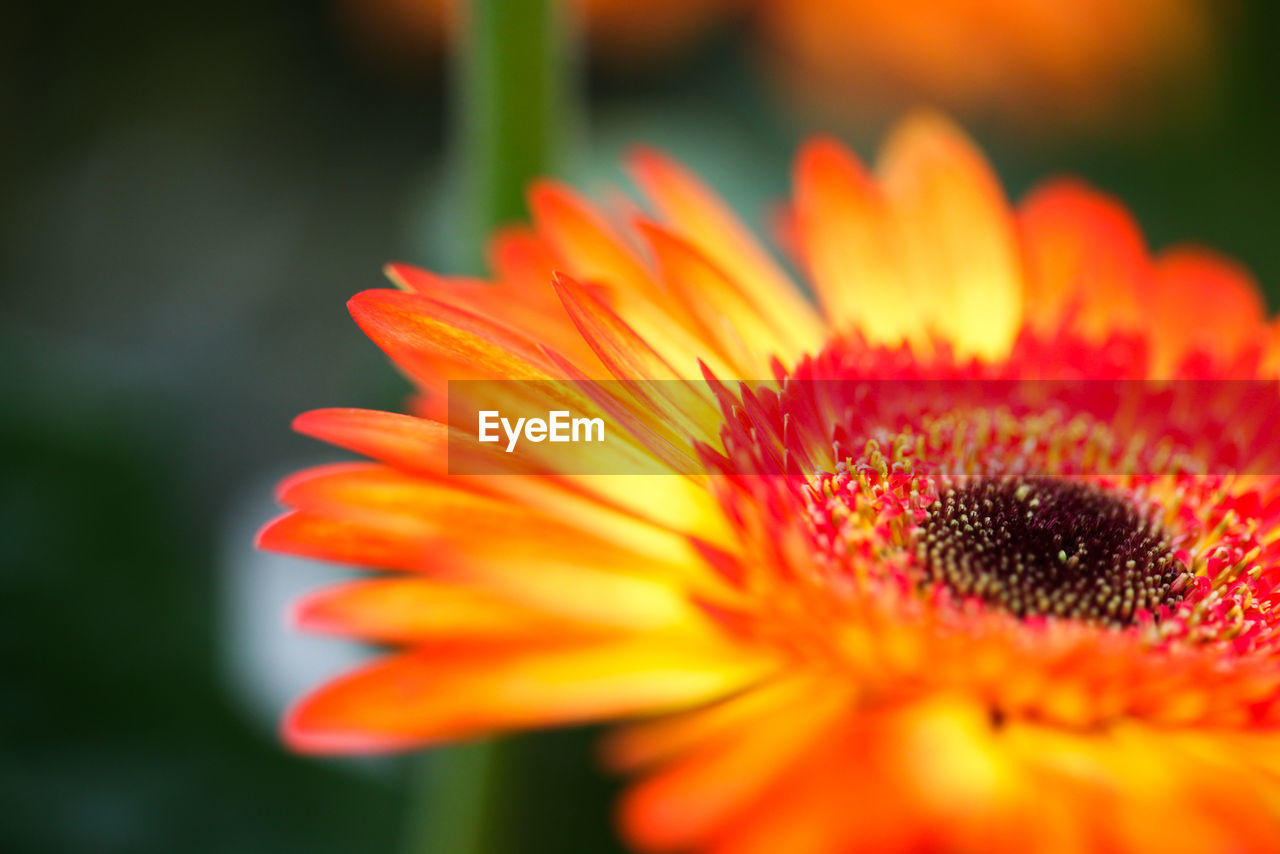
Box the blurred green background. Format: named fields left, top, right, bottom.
left=3, top=1, right=1280, bottom=852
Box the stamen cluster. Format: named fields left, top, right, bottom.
left=916, top=477, right=1185, bottom=626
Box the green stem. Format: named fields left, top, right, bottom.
left=400, top=741, right=502, bottom=854
left=458, top=0, right=576, bottom=269
left=401, top=1, right=577, bottom=853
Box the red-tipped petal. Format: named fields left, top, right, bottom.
left=293, top=577, right=613, bottom=644
left=627, top=147, right=824, bottom=350
left=1019, top=178, right=1150, bottom=337
left=285, top=641, right=776, bottom=754
left=876, top=111, right=1023, bottom=358
left=529, top=180, right=660, bottom=301
left=293, top=408, right=446, bottom=474
left=793, top=136, right=904, bottom=338
left=257, top=510, right=430, bottom=571
left=348, top=288, right=551, bottom=385
left=1148, top=247, right=1267, bottom=369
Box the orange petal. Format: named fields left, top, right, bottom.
left=269, top=451, right=731, bottom=570
left=1147, top=247, right=1267, bottom=369
left=258, top=509, right=430, bottom=570
left=617, top=680, right=848, bottom=852
left=703, top=708, right=937, bottom=854
left=348, top=288, right=551, bottom=385
left=266, top=507, right=712, bottom=633
left=553, top=273, right=722, bottom=441
left=552, top=271, right=685, bottom=380
left=293, top=577, right=613, bottom=643
left=274, top=462, right=494, bottom=525
left=602, top=675, right=829, bottom=773
left=531, top=181, right=741, bottom=378
left=627, top=147, right=825, bottom=352
left=293, top=408, right=447, bottom=475
left=539, top=349, right=706, bottom=473
left=529, top=180, right=664, bottom=303
left=793, top=136, right=911, bottom=341
left=293, top=407, right=541, bottom=480
left=384, top=261, right=604, bottom=372
left=702, top=755, right=855, bottom=854
left=263, top=465, right=720, bottom=627
left=486, top=226, right=560, bottom=295
left=1018, top=178, right=1150, bottom=337
left=485, top=472, right=739, bottom=556
left=385, top=263, right=489, bottom=296
left=285, top=639, right=777, bottom=753
left=638, top=221, right=798, bottom=374
left=271, top=464, right=682, bottom=577
left=876, top=111, right=1023, bottom=358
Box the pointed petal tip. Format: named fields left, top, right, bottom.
left=345, top=287, right=392, bottom=323
left=290, top=407, right=395, bottom=440
left=624, top=143, right=662, bottom=166
left=625, top=145, right=683, bottom=187
left=289, top=585, right=356, bottom=635
left=795, top=133, right=861, bottom=165
left=796, top=133, right=854, bottom=158
left=383, top=262, right=424, bottom=291
left=272, top=462, right=376, bottom=506
left=527, top=177, right=574, bottom=213
left=898, top=105, right=961, bottom=128
left=887, top=107, right=970, bottom=146
left=550, top=269, right=583, bottom=292
left=290, top=407, right=356, bottom=437
left=254, top=512, right=293, bottom=551
left=879, top=109, right=990, bottom=177
left=1020, top=176, right=1126, bottom=215
left=281, top=700, right=427, bottom=756
left=793, top=136, right=873, bottom=202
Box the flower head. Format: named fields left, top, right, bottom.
left=261, top=113, right=1280, bottom=853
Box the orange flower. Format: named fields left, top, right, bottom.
left=336, top=0, right=1217, bottom=131
left=756, top=0, right=1217, bottom=130
left=261, top=113, right=1280, bottom=853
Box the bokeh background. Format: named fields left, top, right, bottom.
left=4, top=1, right=1280, bottom=852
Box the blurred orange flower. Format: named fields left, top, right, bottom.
left=261, top=114, right=1280, bottom=853
left=756, top=0, right=1218, bottom=130
left=340, top=0, right=1220, bottom=130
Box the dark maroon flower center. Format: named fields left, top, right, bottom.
left=916, top=477, right=1185, bottom=626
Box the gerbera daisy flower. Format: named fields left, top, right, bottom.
left=260, top=113, right=1280, bottom=853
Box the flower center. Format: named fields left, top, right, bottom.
left=916, top=477, right=1185, bottom=626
